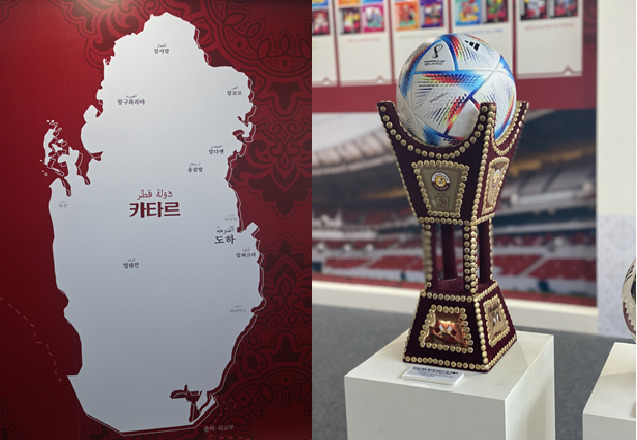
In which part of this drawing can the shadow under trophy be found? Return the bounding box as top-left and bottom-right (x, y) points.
(378, 100), (528, 372)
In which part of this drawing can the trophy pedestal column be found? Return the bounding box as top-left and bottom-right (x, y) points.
(378, 100), (529, 372)
(345, 331), (555, 440)
(403, 281), (517, 372)
(583, 343), (636, 440)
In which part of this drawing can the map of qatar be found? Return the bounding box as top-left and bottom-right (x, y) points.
(47, 13), (261, 433)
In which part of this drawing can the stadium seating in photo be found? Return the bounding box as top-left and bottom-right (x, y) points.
(313, 228), (596, 299)
(312, 110), (597, 303)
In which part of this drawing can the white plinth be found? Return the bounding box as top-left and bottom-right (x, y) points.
(583, 343), (636, 440)
(345, 330), (555, 440)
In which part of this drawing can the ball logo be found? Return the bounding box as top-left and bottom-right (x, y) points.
(465, 40), (481, 52)
(432, 43), (443, 58)
(431, 172), (451, 191)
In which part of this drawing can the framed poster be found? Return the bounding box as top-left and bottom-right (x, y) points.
(516, 0), (583, 78)
(313, 0), (339, 86)
(450, 0), (514, 68)
(0, 1), (311, 439)
(391, 0), (450, 79)
(335, 0), (393, 84)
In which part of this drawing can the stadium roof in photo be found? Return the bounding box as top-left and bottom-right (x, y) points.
(313, 109), (595, 205)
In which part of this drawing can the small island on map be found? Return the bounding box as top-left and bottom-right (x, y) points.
(47, 13), (261, 433)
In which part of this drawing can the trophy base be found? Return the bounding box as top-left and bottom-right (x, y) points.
(403, 280), (516, 372)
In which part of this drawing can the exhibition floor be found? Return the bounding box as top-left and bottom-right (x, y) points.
(312, 304), (633, 440)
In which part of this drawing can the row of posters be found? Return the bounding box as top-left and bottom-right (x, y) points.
(312, 0), (583, 85)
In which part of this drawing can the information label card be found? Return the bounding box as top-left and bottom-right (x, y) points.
(402, 365), (464, 385)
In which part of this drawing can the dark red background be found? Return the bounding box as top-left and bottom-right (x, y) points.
(0, 1), (311, 439)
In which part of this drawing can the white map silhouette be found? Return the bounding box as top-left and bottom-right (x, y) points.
(47, 13), (261, 433)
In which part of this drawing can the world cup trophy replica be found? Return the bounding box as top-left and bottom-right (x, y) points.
(379, 34), (528, 372)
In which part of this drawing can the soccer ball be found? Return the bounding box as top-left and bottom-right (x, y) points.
(396, 34), (516, 148)
(622, 259), (636, 341)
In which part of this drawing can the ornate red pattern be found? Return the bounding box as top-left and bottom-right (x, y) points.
(0, 1), (310, 438)
(0, 397), (29, 440)
(0, 0), (20, 24)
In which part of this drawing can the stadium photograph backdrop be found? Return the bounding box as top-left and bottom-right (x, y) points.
(0, 1), (311, 439)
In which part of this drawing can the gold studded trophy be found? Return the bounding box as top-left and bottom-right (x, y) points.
(380, 34), (528, 372)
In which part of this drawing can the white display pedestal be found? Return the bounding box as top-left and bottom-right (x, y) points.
(345, 330), (555, 440)
(583, 343), (636, 440)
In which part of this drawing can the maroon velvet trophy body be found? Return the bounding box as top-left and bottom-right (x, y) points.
(378, 101), (528, 372)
